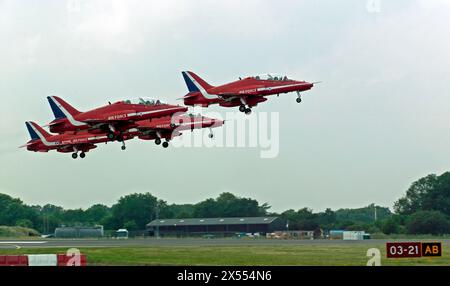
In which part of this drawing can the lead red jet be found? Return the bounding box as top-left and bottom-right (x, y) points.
(21, 121), (131, 159)
(46, 96), (188, 141)
(181, 71), (318, 114)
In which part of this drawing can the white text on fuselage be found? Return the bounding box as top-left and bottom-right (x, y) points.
(61, 139), (87, 144)
(107, 114), (128, 120)
(238, 89), (257, 94)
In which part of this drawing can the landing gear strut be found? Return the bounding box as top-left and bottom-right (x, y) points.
(296, 91), (302, 103)
(208, 128), (214, 138)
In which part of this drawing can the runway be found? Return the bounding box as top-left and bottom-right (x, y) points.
(1, 238), (449, 249)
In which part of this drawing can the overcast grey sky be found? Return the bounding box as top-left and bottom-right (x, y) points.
(1, 0), (449, 212)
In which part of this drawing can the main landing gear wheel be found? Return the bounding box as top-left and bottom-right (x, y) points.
(107, 133), (115, 140)
(155, 138), (161, 145)
(72, 153), (78, 159)
(244, 108), (252, 115)
(162, 141), (169, 148)
(79, 152), (86, 159)
(239, 105), (246, 112)
(208, 133), (214, 139)
(121, 145), (126, 150)
(296, 97), (302, 103)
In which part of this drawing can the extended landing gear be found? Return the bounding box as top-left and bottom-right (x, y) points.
(296, 91), (302, 103)
(239, 104), (252, 115)
(121, 141), (126, 150)
(72, 152), (86, 159)
(208, 128), (214, 139)
(155, 137), (169, 148)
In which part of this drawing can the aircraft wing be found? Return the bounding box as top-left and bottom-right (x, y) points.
(57, 143), (98, 153)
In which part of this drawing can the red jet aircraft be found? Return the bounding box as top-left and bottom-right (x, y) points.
(21, 121), (131, 159)
(181, 71), (317, 114)
(46, 96), (188, 140)
(135, 114), (224, 148)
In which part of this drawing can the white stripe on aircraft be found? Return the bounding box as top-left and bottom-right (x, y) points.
(256, 83), (311, 92)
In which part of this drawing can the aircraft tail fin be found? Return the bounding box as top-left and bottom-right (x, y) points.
(47, 95), (81, 119)
(182, 71), (214, 93)
(25, 121), (51, 141)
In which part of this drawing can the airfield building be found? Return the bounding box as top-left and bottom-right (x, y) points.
(146, 217), (283, 237)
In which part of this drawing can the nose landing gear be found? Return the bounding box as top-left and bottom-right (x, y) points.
(208, 128), (214, 139)
(296, 91), (302, 103)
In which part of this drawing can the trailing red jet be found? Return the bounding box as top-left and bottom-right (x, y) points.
(181, 71), (317, 114)
(46, 96), (188, 140)
(21, 121), (131, 159)
(135, 114), (224, 148)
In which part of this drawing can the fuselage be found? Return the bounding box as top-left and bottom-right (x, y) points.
(49, 101), (188, 133)
(136, 114), (224, 141)
(26, 132), (111, 153)
(183, 75), (314, 107)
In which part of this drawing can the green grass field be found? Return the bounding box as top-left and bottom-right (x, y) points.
(0, 243), (448, 266)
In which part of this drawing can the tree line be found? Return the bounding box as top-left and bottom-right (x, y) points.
(1, 172), (449, 235)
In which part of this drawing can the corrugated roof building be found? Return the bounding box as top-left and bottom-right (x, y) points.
(146, 217), (283, 237)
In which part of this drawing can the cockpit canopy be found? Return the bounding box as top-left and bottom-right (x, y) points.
(122, 97), (166, 106)
(251, 74), (290, 81)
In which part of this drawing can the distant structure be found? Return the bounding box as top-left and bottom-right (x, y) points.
(54, 225), (104, 238)
(329, 230), (370, 240)
(115, 229), (129, 239)
(146, 217), (283, 237)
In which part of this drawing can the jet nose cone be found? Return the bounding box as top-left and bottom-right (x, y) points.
(214, 119), (225, 126)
